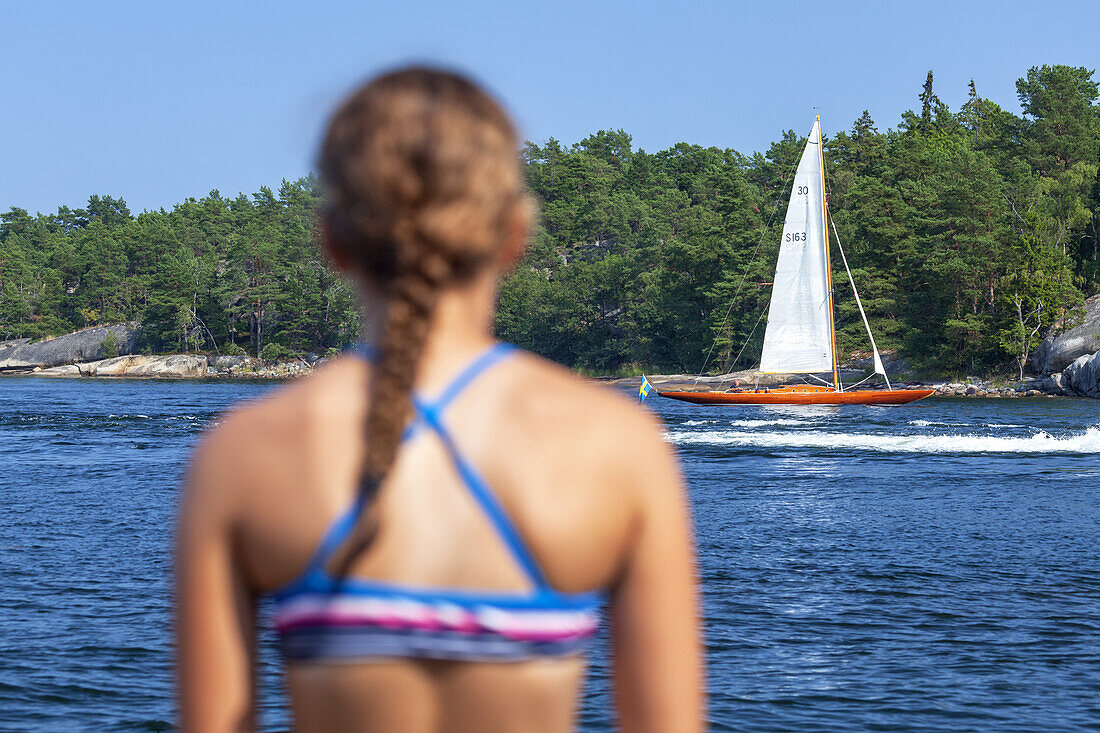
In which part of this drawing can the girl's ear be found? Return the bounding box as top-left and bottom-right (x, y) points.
(319, 211), (352, 272)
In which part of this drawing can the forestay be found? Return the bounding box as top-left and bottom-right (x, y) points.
(759, 121), (833, 374)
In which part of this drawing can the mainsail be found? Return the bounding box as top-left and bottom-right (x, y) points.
(759, 120), (833, 374)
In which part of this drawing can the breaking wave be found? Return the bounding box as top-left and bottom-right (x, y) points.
(727, 419), (812, 428)
(666, 426), (1100, 454)
(909, 419), (1024, 429)
(683, 418), (816, 428)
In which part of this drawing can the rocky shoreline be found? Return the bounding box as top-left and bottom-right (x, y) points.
(6, 356), (1081, 395)
(7, 353), (316, 380)
(3, 295), (1099, 395)
(0, 325), (318, 380)
(4, 356), (1096, 396)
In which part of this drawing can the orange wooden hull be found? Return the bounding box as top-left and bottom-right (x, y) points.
(658, 386), (935, 406)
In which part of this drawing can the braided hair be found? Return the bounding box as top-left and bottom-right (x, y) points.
(318, 67), (529, 566)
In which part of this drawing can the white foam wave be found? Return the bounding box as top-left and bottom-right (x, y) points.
(910, 419), (1024, 429)
(666, 427), (1100, 454)
(684, 418), (813, 428)
(728, 419), (810, 428)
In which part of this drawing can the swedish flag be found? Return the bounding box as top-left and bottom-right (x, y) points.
(638, 375), (653, 403)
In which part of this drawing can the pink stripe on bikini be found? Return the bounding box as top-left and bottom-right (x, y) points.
(275, 606), (597, 641)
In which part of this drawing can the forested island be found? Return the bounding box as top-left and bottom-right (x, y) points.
(1, 65), (1097, 380)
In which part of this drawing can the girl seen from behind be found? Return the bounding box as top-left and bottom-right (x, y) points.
(176, 66), (703, 733)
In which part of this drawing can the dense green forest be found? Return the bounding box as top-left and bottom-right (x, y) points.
(2, 65), (1097, 376)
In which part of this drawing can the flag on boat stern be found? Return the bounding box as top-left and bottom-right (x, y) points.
(638, 375), (653, 403)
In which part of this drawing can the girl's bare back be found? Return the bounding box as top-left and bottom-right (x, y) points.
(180, 346), (698, 731)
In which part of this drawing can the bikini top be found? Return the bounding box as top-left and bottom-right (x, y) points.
(270, 342), (604, 663)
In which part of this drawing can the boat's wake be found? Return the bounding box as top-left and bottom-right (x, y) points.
(909, 419), (1024, 429)
(730, 419), (813, 428)
(683, 418), (821, 428)
(666, 426), (1100, 454)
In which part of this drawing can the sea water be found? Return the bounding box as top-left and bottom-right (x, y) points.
(1, 377), (1098, 731)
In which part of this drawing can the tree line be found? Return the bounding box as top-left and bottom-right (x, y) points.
(1, 65), (1097, 377)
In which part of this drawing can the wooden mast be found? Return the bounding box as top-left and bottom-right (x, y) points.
(817, 117), (841, 392)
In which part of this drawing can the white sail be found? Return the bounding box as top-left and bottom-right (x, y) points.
(759, 120), (833, 374)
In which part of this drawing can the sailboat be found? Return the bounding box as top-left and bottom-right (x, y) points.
(659, 118), (933, 406)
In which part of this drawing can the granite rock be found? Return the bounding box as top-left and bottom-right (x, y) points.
(1031, 294), (1100, 374)
(1062, 351), (1100, 399)
(0, 324), (139, 370)
(76, 354), (208, 378)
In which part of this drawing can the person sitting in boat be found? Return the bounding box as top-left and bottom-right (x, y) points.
(176, 66), (703, 733)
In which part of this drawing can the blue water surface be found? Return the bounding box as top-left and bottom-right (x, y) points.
(1, 376), (1098, 731)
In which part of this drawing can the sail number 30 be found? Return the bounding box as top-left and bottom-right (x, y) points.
(797, 185), (809, 195)
(785, 232), (807, 242)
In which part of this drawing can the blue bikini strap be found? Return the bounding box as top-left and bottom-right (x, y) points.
(412, 394), (550, 590)
(307, 342), (526, 579)
(402, 343), (516, 441)
(348, 342), (515, 442)
(301, 490), (369, 577)
(426, 343), (517, 415)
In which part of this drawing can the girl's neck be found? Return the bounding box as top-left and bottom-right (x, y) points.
(361, 273), (499, 362)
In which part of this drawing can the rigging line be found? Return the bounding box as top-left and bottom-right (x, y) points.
(692, 154), (802, 391)
(829, 214), (892, 391)
(819, 147), (892, 392)
(845, 372), (882, 390)
(715, 303), (769, 387)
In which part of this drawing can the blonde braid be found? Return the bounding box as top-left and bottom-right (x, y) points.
(317, 67), (530, 573)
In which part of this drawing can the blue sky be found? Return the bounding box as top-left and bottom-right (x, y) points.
(3, 0), (1098, 214)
